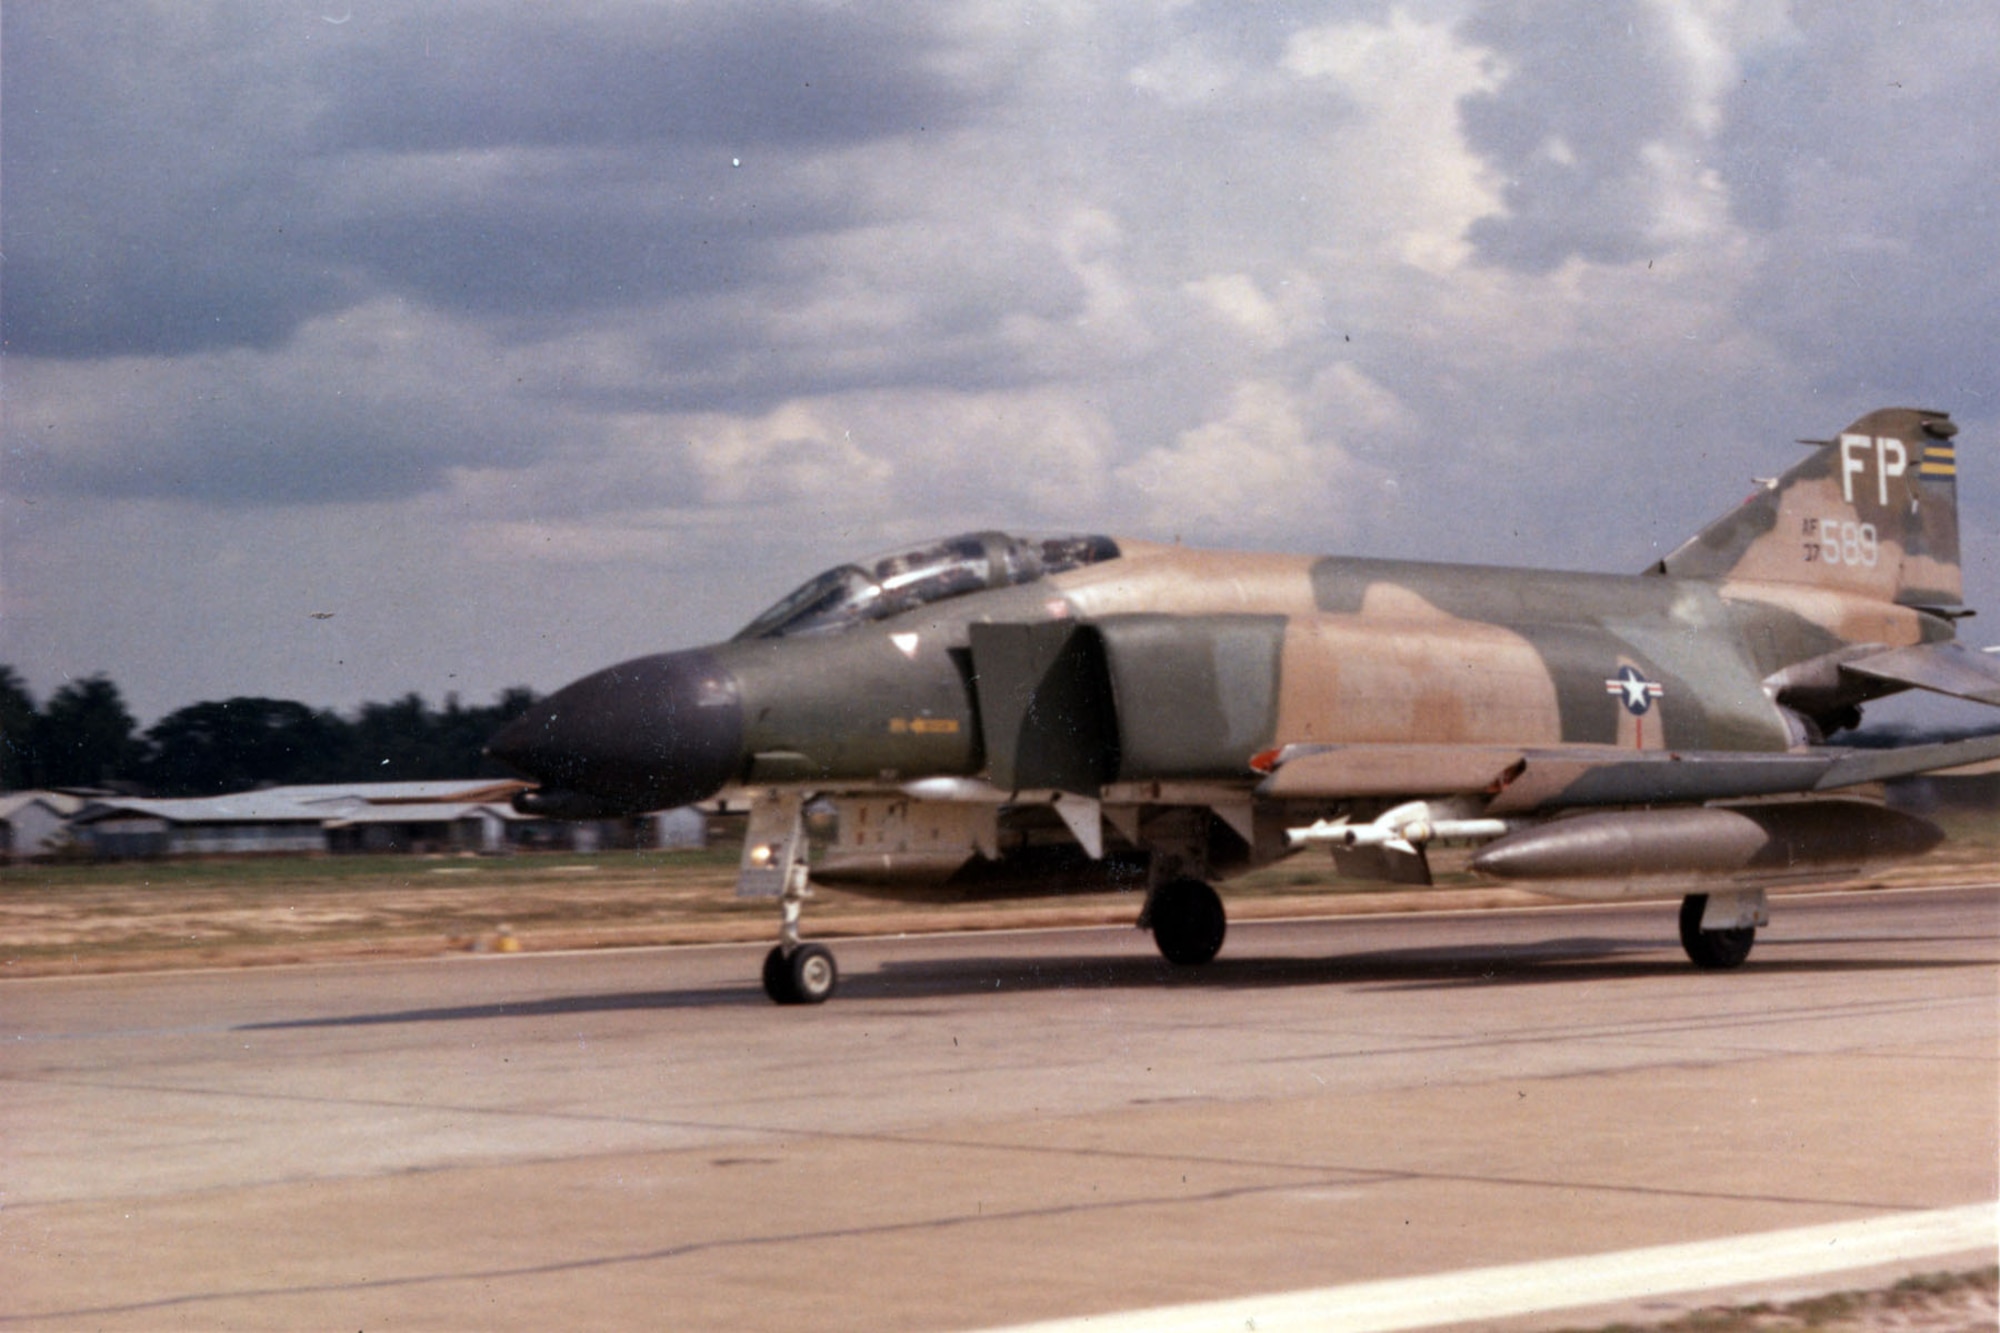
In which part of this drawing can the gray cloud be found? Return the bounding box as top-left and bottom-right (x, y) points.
(1, 2), (985, 359)
(2, 7), (351, 357)
(1714, 5), (2000, 407)
(306, 165), (838, 322)
(9, 349), (567, 507)
(313, 6), (978, 154)
(1457, 0), (1687, 271)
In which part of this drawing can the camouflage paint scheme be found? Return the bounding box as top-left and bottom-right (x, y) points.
(490, 408), (1997, 1001)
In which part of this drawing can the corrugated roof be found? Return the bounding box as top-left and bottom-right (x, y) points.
(74, 794), (327, 825)
(74, 791), (540, 827)
(72, 781), (533, 825)
(261, 780), (531, 806)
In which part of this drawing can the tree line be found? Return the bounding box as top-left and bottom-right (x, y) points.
(0, 666), (539, 797)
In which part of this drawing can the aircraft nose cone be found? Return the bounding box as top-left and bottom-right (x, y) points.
(487, 649), (744, 812)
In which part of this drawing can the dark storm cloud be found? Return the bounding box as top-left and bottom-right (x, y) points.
(309, 164), (844, 321)
(1, 1), (981, 359)
(314, 6), (974, 153)
(1457, 0), (1685, 271)
(1, 5), (354, 357)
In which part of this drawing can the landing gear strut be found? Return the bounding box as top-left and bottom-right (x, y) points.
(740, 793), (838, 1005)
(1679, 892), (1757, 969)
(1148, 877), (1227, 966)
(761, 863), (838, 1004)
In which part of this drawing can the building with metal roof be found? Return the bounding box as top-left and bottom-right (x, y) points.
(56, 779), (703, 859)
(0, 791), (87, 861)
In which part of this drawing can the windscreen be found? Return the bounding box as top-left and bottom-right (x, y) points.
(735, 531), (1120, 640)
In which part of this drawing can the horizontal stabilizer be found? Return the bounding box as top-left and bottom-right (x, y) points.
(1841, 641), (2000, 707)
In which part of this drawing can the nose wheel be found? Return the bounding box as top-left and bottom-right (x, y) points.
(763, 942), (838, 1004)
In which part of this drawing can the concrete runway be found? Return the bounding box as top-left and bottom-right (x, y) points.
(4, 887), (1995, 1330)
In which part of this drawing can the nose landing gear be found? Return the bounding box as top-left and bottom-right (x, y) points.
(741, 791), (840, 1005)
(761, 867), (838, 1004)
(763, 942), (838, 1004)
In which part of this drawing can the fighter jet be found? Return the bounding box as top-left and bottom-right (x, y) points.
(489, 407), (2000, 1004)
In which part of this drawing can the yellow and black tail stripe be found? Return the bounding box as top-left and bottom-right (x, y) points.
(1920, 444), (1956, 478)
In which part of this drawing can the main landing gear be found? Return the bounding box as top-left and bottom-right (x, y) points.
(1147, 877), (1227, 966)
(761, 863), (839, 1005)
(1678, 892), (1758, 969)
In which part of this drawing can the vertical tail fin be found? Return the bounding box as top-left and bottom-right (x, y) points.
(1655, 407), (1961, 607)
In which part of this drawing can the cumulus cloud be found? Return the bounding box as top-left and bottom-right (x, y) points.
(1114, 377), (1389, 544)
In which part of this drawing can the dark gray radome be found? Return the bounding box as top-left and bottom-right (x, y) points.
(486, 649), (743, 814)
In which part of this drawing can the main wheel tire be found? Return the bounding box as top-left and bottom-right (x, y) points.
(787, 942), (838, 1004)
(1679, 894), (1755, 970)
(762, 944), (800, 1004)
(1151, 878), (1226, 966)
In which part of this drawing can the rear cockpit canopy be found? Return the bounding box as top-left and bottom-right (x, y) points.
(735, 531), (1120, 640)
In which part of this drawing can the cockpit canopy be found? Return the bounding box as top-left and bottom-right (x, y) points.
(735, 531), (1121, 640)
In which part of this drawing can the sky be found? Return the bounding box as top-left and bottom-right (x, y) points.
(3, 0), (1997, 726)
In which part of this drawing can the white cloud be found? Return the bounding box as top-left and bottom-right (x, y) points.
(1114, 378), (1384, 544)
(1283, 9), (1503, 273)
(1183, 272), (1326, 353)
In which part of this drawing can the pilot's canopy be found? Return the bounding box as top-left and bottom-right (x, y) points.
(735, 530), (1120, 640)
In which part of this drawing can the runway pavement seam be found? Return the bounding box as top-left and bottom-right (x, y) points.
(0, 1173), (1438, 1325)
(3, 1063), (1933, 1222)
(7, 1168), (1969, 1326)
(1254, 990), (1993, 1068)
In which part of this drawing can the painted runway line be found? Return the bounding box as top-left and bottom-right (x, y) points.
(989, 1202), (1998, 1333)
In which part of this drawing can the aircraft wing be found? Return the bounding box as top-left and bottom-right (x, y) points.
(1256, 731), (2000, 813)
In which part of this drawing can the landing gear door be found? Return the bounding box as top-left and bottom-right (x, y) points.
(967, 621), (1119, 795)
(736, 790), (805, 900)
